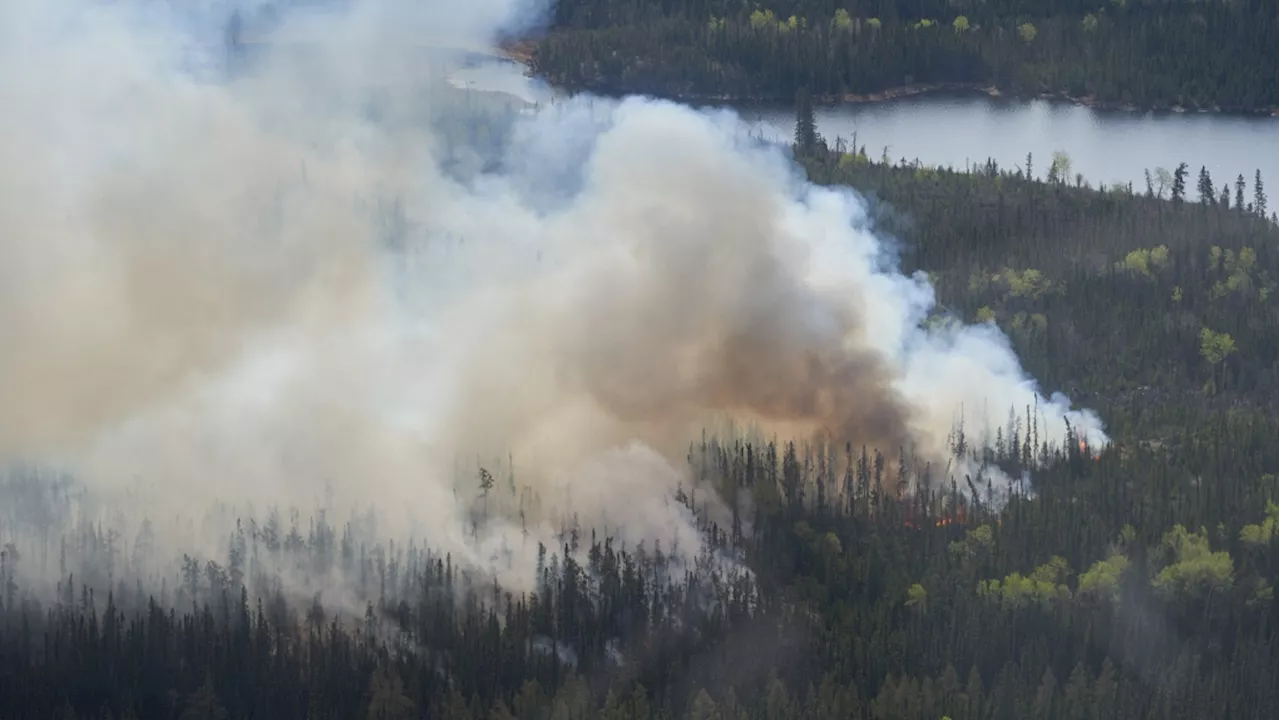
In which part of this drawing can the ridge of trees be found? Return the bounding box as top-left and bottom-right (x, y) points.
(527, 0), (1278, 112)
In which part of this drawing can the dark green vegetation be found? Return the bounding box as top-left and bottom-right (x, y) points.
(528, 0), (1279, 111)
(1, 118), (1277, 718)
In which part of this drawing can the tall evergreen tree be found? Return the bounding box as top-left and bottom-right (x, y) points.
(1254, 169), (1268, 218)
(793, 87), (819, 157)
(1172, 163), (1188, 204)
(1197, 166), (1214, 205)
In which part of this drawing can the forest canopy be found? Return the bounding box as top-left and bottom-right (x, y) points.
(526, 0), (1279, 111)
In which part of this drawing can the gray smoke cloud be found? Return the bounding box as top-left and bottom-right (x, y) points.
(0, 0), (1105, 591)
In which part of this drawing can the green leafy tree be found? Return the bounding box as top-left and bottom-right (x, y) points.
(1047, 151), (1071, 184)
(1199, 327), (1236, 393)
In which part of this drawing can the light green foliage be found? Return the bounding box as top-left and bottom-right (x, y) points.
(1209, 245), (1258, 298)
(1199, 326), (1236, 396)
(820, 531), (843, 556)
(1171, 286), (1183, 302)
(989, 267), (1053, 300)
(707, 16), (724, 32)
(975, 306), (996, 323)
(1198, 328), (1236, 367)
(1047, 151), (1071, 183)
(1077, 554), (1129, 601)
(832, 9), (853, 32)
(1119, 524), (1137, 548)
(867, 17), (882, 31)
(838, 150), (869, 168)
(953, 16), (970, 33)
(1032, 556), (1071, 583)
(1018, 22), (1037, 44)
(748, 11), (803, 33)
(967, 270), (990, 294)
(913, 19), (935, 30)
(749, 9), (775, 30)
(1010, 311), (1048, 337)
(1082, 14), (1098, 32)
(1152, 525), (1233, 599)
(1116, 245), (1169, 276)
(1248, 579), (1275, 608)
(906, 583), (928, 611)
(948, 524), (995, 561)
(687, 689), (718, 720)
(1239, 501), (1278, 546)
(978, 556), (1073, 608)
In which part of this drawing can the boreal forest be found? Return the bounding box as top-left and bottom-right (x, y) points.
(525, 0), (1279, 111)
(1, 87), (1277, 717)
(1, 2), (1278, 720)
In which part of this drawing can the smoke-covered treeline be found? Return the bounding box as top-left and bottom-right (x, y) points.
(0, 415), (1275, 719)
(527, 0), (1278, 111)
(1, 142), (1276, 719)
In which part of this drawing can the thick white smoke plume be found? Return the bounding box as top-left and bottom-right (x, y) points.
(0, 0), (1105, 592)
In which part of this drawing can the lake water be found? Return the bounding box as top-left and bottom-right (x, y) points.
(454, 61), (1279, 200)
(734, 96), (1279, 199)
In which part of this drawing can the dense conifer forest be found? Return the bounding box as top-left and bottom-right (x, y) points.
(1, 90), (1276, 717)
(522, 0), (1279, 111)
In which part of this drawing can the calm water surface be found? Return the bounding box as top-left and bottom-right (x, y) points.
(456, 62), (1279, 198)
(736, 96), (1279, 198)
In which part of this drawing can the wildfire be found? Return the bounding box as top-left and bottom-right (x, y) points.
(903, 504), (967, 530)
(1078, 440), (1102, 461)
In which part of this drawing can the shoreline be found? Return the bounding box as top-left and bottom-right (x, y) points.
(495, 43), (1279, 118)
(826, 82), (1280, 117)
(595, 81), (1280, 118)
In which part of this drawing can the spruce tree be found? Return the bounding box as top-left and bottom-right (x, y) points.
(1254, 169), (1267, 218)
(793, 87), (819, 157)
(1172, 163), (1188, 204)
(1196, 166), (1214, 205)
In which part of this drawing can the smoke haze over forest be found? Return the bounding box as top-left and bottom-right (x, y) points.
(0, 0), (1106, 594)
